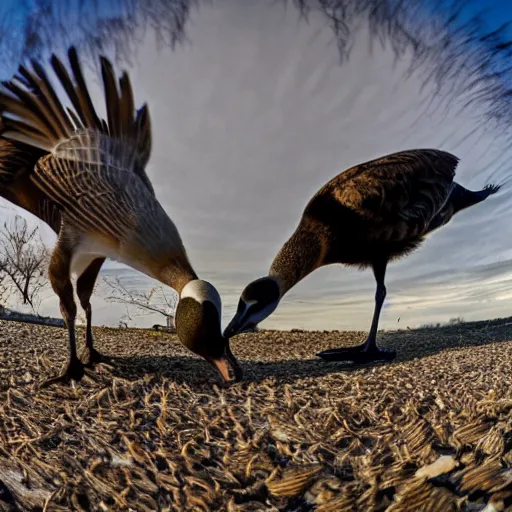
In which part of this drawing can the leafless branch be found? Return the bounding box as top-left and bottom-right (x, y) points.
(0, 215), (49, 313)
(102, 275), (177, 326)
(0, 270), (8, 309)
(1, 1), (511, 141)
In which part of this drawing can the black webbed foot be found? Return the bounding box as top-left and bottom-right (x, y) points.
(80, 347), (114, 367)
(39, 358), (88, 388)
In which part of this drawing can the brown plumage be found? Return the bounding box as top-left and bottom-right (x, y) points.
(224, 149), (501, 364)
(0, 47), (242, 385)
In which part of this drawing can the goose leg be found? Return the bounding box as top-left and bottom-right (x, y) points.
(76, 257), (112, 366)
(317, 259), (396, 364)
(40, 246), (88, 387)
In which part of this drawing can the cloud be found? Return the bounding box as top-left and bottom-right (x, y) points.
(2, 0), (512, 331)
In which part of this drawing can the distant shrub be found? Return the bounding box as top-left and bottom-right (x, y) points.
(419, 317), (465, 329)
(420, 323), (442, 329)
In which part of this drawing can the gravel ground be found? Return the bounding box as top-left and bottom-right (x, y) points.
(0, 318), (511, 511)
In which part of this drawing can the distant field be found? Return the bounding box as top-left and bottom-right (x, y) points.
(0, 318), (511, 511)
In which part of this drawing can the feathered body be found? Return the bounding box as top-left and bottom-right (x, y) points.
(0, 48), (241, 384)
(225, 149), (500, 363)
(0, 52), (193, 285)
(308, 150), (457, 260)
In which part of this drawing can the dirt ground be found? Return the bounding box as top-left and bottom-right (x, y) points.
(0, 317), (511, 511)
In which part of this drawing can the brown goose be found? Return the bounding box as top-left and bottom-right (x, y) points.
(224, 149), (500, 364)
(0, 47), (242, 385)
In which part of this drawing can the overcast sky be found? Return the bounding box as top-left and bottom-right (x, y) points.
(2, 0), (512, 331)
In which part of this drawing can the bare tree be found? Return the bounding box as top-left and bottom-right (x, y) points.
(118, 305), (132, 328)
(0, 215), (49, 313)
(0, 269), (8, 311)
(103, 276), (177, 328)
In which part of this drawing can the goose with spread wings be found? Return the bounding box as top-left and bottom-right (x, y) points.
(0, 47), (242, 386)
(224, 149), (501, 364)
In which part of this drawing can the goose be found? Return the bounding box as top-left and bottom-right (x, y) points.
(0, 47), (242, 385)
(224, 149), (500, 364)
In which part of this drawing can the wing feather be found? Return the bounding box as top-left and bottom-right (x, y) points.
(67, 47), (102, 130)
(0, 46), (155, 208)
(32, 154), (137, 241)
(119, 72), (135, 137)
(100, 56), (121, 140)
(0, 80), (60, 140)
(135, 104), (152, 169)
(24, 60), (75, 135)
(50, 52), (88, 129)
(311, 149), (459, 240)
(30, 154), (183, 262)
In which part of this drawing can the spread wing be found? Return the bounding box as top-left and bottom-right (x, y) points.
(33, 152), (187, 267)
(0, 47), (155, 211)
(0, 139), (63, 233)
(32, 154), (141, 241)
(317, 149), (458, 237)
(0, 139), (41, 187)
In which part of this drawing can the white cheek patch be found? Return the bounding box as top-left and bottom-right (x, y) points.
(181, 280), (222, 317)
(239, 300), (256, 318)
(181, 281), (205, 303)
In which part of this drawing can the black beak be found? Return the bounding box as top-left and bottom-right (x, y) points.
(224, 321), (257, 339)
(209, 343), (243, 383)
(223, 314), (245, 339)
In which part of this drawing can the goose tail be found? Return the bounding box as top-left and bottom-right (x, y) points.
(426, 181), (501, 234)
(451, 182), (501, 214)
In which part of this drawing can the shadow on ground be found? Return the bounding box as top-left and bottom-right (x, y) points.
(102, 316), (512, 386)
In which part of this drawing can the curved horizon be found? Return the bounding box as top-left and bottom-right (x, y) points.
(1, 0), (512, 331)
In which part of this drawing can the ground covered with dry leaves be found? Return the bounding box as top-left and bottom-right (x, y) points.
(0, 317), (511, 511)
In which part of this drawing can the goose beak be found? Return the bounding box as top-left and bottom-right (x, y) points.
(209, 344), (243, 383)
(224, 316), (254, 339)
(223, 320), (239, 339)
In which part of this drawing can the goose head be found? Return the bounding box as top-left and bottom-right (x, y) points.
(175, 279), (242, 382)
(224, 276), (281, 338)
